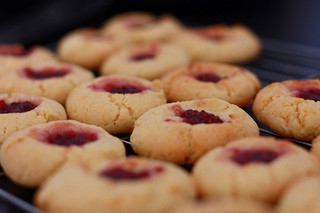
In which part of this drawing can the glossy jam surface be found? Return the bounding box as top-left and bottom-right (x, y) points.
(230, 148), (280, 165)
(293, 88), (320, 101)
(194, 72), (222, 83)
(0, 44), (29, 56)
(90, 79), (149, 94)
(99, 165), (164, 180)
(0, 100), (37, 113)
(167, 105), (223, 125)
(22, 67), (70, 80)
(42, 129), (98, 146)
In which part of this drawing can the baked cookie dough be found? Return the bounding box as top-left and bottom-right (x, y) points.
(100, 42), (190, 80)
(0, 62), (95, 105)
(130, 98), (259, 165)
(192, 136), (320, 203)
(168, 198), (275, 213)
(0, 93), (67, 147)
(66, 75), (166, 134)
(57, 28), (126, 69)
(101, 12), (182, 43)
(162, 61), (261, 106)
(34, 156), (196, 213)
(0, 44), (58, 75)
(168, 24), (262, 64)
(252, 79), (320, 141)
(277, 175), (320, 213)
(0, 120), (126, 187)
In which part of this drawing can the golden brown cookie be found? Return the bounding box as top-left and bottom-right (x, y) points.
(0, 62), (94, 105)
(162, 61), (261, 106)
(277, 175), (320, 213)
(252, 79), (320, 141)
(0, 93), (67, 147)
(168, 198), (275, 213)
(168, 24), (262, 64)
(34, 156), (196, 213)
(0, 120), (126, 187)
(0, 44), (58, 75)
(101, 12), (182, 43)
(57, 28), (126, 69)
(66, 75), (166, 134)
(100, 42), (190, 80)
(192, 136), (320, 203)
(130, 98), (259, 165)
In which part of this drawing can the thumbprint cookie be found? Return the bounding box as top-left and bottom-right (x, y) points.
(101, 12), (182, 44)
(0, 93), (67, 147)
(100, 42), (190, 80)
(162, 61), (261, 106)
(130, 98), (259, 165)
(0, 44), (58, 75)
(66, 75), (166, 134)
(252, 79), (320, 141)
(57, 28), (126, 69)
(192, 136), (320, 203)
(34, 156), (196, 213)
(0, 120), (126, 187)
(168, 24), (262, 64)
(0, 62), (95, 105)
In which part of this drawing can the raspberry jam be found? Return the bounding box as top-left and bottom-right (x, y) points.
(42, 129), (98, 146)
(22, 67), (70, 80)
(0, 100), (37, 113)
(194, 72), (223, 83)
(167, 105), (223, 125)
(292, 88), (320, 102)
(130, 51), (156, 61)
(90, 78), (150, 94)
(0, 44), (29, 56)
(99, 165), (164, 180)
(230, 148), (280, 165)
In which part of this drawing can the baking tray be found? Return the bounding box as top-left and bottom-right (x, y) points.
(0, 37), (320, 212)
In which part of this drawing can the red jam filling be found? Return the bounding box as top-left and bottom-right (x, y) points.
(194, 72), (223, 83)
(292, 88), (320, 101)
(90, 79), (150, 94)
(99, 165), (164, 180)
(167, 105), (223, 125)
(22, 67), (70, 80)
(230, 148), (281, 165)
(41, 129), (98, 146)
(0, 44), (30, 56)
(0, 100), (37, 113)
(130, 51), (157, 61)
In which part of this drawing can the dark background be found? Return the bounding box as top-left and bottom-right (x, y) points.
(0, 0), (320, 49)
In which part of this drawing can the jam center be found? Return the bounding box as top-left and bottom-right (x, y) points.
(0, 44), (29, 56)
(194, 72), (223, 83)
(130, 51), (156, 61)
(0, 100), (37, 113)
(90, 79), (148, 94)
(23, 67), (70, 80)
(99, 166), (164, 180)
(293, 88), (320, 101)
(44, 130), (98, 146)
(230, 148), (280, 165)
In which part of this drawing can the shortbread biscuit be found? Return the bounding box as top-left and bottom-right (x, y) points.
(100, 42), (190, 80)
(252, 79), (320, 141)
(162, 61), (261, 106)
(168, 24), (262, 64)
(66, 75), (166, 134)
(0, 120), (126, 187)
(192, 136), (320, 203)
(0, 93), (67, 147)
(277, 175), (320, 213)
(0, 44), (58, 75)
(130, 98), (259, 165)
(34, 156), (196, 213)
(0, 62), (94, 105)
(57, 28), (126, 69)
(101, 12), (182, 43)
